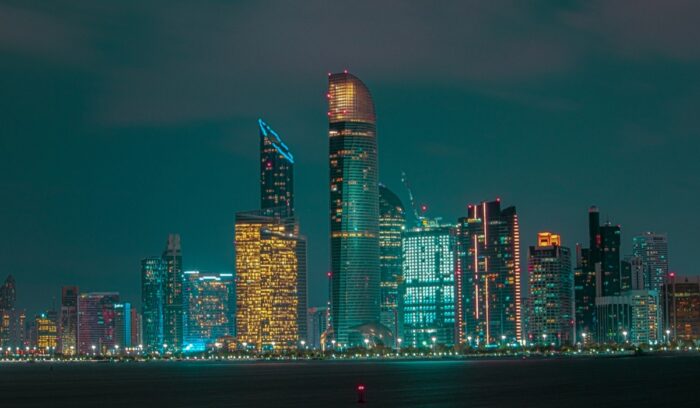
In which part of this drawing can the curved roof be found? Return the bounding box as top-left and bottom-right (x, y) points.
(327, 72), (376, 124)
(379, 184), (405, 217)
(258, 118), (294, 164)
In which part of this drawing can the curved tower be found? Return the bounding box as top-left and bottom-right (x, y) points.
(328, 72), (380, 345)
(259, 118), (294, 217)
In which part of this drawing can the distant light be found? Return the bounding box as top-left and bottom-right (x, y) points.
(344, 69), (348, 74)
(357, 385), (365, 391)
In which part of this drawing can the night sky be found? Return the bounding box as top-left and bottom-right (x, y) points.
(1, 1), (699, 314)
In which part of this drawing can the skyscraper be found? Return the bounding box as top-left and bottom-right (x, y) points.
(379, 184), (405, 346)
(183, 271), (234, 351)
(328, 71), (380, 345)
(77, 292), (119, 355)
(59, 285), (79, 354)
(235, 211), (299, 351)
(114, 302), (132, 349)
(632, 232), (669, 293)
(258, 118), (307, 343)
(457, 199), (522, 344)
(259, 118), (294, 218)
(141, 256), (165, 352)
(162, 234), (183, 351)
(599, 223), (622, 297)
(35, 310), (58, 351)
(663, 277), (700, 342)
(527, 232), (573, 346)
(0, 275), (17, 348)
(574, 207), (599, 341)
(402, 226), (457, 347)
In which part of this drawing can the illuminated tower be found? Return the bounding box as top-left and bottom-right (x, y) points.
(379, 184), (405, 345)
(328, 71), (380, 345)
(162, 234), (183, 351)
(183, 271), (234, 351)
(574, 207), (599, 340)
(257, 118), (307, 343)
(259, 118), (294, 217)
(60, 286), (79, 354)
(141, 257), (165, 351)
(77, 292), (119, 355)
(235, 211), (299, 351)
(458, 199), (522, 344)
(599, 223), (621, 297)
(402, 225), (457, 347)
(632, 232), (669, 292)
(527, 232), (573, 345)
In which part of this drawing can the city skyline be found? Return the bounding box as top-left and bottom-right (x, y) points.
(2, 2), (699, 318)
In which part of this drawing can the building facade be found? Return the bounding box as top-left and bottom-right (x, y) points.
(328, 72), (380, 345)
(457, 199), (522, 345)
(632, 232), (669, 292)
(663, 277), (700, 342)
(402, 226), (457, 347)
(235, 211), (299, 351)
(527, 232), (573, 346)
(77, 292), (119, 355)
(162, 234), (183, 351)
(35, 311), (58, 350)
(141, 256), (165, 352)
(59, 285), (79, 354)
(183, 271), (234, 351)
(379, 184), (405, 346)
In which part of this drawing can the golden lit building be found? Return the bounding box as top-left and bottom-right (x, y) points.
(235, 211), (299, 351)
(36, 311), (58, 350)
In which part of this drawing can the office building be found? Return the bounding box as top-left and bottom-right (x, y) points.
(457, 199), (522, 344)
(35, 310), (58, 350)
(235, 211), (299, 351)
(141, 256), (165, 352)
(379, 184), (405, 345)
(328, 71), (380, 345)
(632, 232), (669, 292)
(307, 306), (328, 349)
(596, 290), (661, 344)
(77, 292), (119, 355)
(162, 234), (183, 351)
(663, 277), (700, 342)
(183, 271), (234, 351)
(59, 285), (79, 354)
(527, 232), (573, 345)
(114, 302), (132, 349)
(402, 226), (457, 347)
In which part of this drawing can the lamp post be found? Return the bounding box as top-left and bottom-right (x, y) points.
(397, 338), (402, 354)
(622, 331), (628, 345)
(91, 345), (96, 356)
(363, 338), (370, 350)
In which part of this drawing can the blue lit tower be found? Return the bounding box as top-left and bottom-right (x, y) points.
(328, 72), (380, 345)
(141, 256), (165, 351)
(257, 118), (307, 344)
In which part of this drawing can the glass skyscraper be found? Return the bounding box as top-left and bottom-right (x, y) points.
(59, 285), (79, 354)
(574, 207), (599, 341)
(162, 234), (183, 351)
(379, 184), (405, 346)
(141, 256), (165, 352)
(402, 226), (457, 347)
(632, 232), (669, 293)
(328, 72), (380, 345)
(183, 271), (234, 351)
(527, 232), (573, 346)
(77, 292), (119, 355)
(457, 199), (522, 345)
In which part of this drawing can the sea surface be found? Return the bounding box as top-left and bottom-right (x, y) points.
(1, 354), (698, 407)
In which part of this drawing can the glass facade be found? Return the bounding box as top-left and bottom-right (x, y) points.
(328, 72), (380, 345)
(183, 271), (234, 351)
(141, 256), (165, 352)
(60, 285), (79, 354)
(162, 234), (184, 351)
(527, 232), (573, 345)
(235, 211), (299, 351)
(77, 292), (119, 355)
(457, 199), (522, 344)
(402, 227), (456, 347)
(35, 311), (58, 350)
(259, 118), (294, 218)
(379, 184), (405, 346)
(632, 232), (669, 293)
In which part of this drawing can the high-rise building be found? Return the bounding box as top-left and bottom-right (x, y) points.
(77, 292), (119, 355)
(595, 290), (661, 344)
(328, 71), (380, 345)
(235, 211), (299, 351)
(162, 234), (183, 351)
(35, 310), (58, 350)
(59, 285), (79, 354)
(0, 275), (17, 348)
(258, 118), (307, 344)
(599, 223), (622, 297)
(402, 226), (457, 347)
(457, 199), (522, 344)
(663, 277), (700, 342)
(141, 256), (165, 352)
(632, 233), (669, 293)
(621, 256), (645, 292)
(574, 208), (600, 341)
(379, 184), (405, 346)
(183, 271), (234, 351)
(527, 232), (573, 346)
(130, 309), (142, 348)
(114, 302), (132, 349)
(259, 118), (294, 218)
(307, 306), (328, 349)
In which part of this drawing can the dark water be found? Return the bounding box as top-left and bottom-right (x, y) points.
(1, 355), (699, 407)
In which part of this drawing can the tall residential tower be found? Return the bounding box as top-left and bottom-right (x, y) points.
(328, 72), (380, 345)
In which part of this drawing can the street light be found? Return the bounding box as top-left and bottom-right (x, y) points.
(622, 331), (628, 344)
(363, 338), (370, 349)
(91, 345), (96, 356)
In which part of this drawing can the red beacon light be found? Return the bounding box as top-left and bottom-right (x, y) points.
(357, 385), (366, 403)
